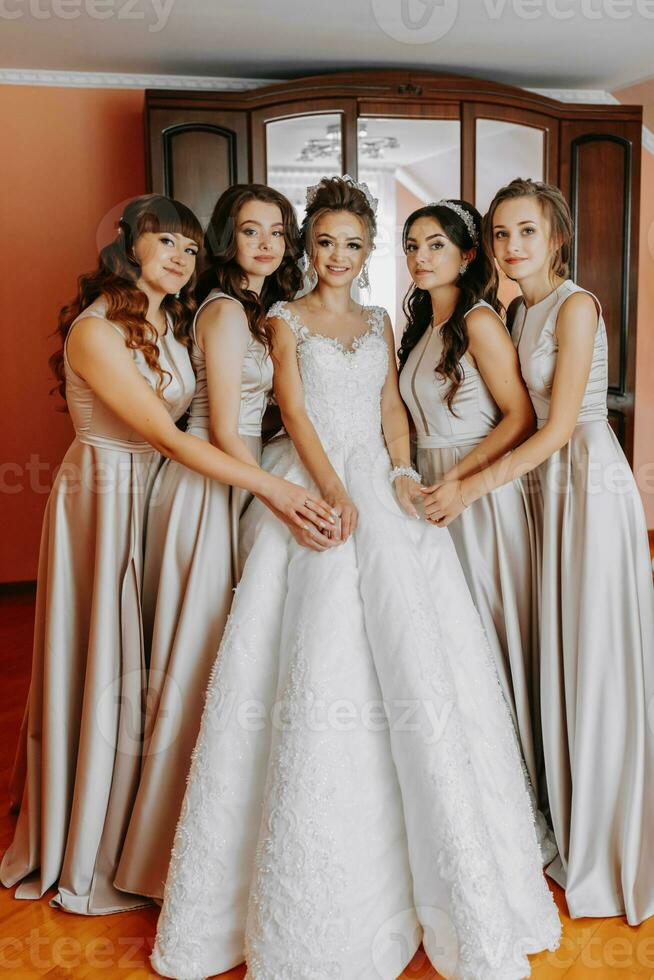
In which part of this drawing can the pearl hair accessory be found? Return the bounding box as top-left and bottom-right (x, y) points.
(430, 200), (479, 246)
(306, 174), (379, 216)
(389, 465), (422, 486)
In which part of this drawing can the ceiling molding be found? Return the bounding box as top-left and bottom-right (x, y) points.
(2, 70), (651, 153)
(526, 87), (619, 104)
(0, 68), (276, 90)
(529, 87), (653, 155)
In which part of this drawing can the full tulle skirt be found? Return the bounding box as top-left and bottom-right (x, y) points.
(151, 435), (560, 980)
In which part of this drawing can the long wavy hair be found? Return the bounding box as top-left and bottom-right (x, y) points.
(195, 184), (303, 351)
(482, 177), (573, 297)
(398, 201), (499, 412)
(51, 194), (203, 405)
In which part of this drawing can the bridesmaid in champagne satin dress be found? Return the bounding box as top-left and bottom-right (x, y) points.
(398, 202), (553, 835)
(1, 195), (333, 916)
(511, 276), (654, 922)
(0, 196), (199, 913)
(424, 178), (654, 924)
(115, 185), (311, 901)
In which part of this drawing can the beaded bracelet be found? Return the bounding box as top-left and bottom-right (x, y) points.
(389, 465), (422, 486)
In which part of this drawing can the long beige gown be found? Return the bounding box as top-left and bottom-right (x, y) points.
(513, 279), (654, 923)
(0, 300), (195, 914)
(399, 301), (548, 816)
(115, 290), (273, 901)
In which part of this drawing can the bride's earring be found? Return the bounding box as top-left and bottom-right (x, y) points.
(303, 252), (318, 288)
(358, 262), (370, 289)
(174, 290), (181, 299)
(458, 261), (469, 277)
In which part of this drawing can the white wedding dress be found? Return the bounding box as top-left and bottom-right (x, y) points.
(151, 303), (561, 980)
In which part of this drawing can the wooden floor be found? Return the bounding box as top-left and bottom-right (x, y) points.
(2, 587), (654, 979)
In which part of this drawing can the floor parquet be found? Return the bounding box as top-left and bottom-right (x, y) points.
(2, 585), (653, 979)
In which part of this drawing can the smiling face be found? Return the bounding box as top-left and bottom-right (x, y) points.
(233, 199), (286, 282)
(309, 210), (368, 288)
(404, 216), (474, 290)
(491, 196), (558, 283)
(134, 230), (199, 296)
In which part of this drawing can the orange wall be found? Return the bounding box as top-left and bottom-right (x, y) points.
(0, 86), (146, 582)
(1, 83), (652, 584)
(613, 82), (654, 527)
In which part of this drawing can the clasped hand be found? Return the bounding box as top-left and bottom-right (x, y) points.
(420, 479), (467, 527)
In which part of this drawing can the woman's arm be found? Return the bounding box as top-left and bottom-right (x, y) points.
(270, 314), (355, 541)
(66, 316), (336, 534)
(435, 307), (536, 483)
(422, 292), (599, 524)
(379, 313), (422, 518)
(197, 299), (259, 466)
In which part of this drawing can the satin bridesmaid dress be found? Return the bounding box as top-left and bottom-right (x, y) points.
(513, 279), (654, 924)
(399, 301), (550, 822)
(115, 290), (273, 901)
(0, 299), (195, 914)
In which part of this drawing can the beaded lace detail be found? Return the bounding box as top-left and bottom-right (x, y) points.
(151, 300), (561, 980)
(268, 302), (387, 461)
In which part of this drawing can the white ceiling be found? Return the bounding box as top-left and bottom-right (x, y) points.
(0, 0), (652, 90)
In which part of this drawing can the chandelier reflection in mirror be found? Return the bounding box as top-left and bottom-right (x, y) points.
(297, 121), (400, 162)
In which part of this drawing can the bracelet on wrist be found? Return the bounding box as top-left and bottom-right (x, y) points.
(389, 465), (422, 486)
(458, 480), (469, 509)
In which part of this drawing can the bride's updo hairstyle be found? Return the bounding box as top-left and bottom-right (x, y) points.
(51, 194), (203, 405)
(398, 200), (498, 412)
(482, 177), (573, 292)
(300, 176), (377, 259)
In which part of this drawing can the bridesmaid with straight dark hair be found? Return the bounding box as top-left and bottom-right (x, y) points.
(116, 184), (336, 902)
(0, 194), (334, 915)
(424, 177), (654, 924)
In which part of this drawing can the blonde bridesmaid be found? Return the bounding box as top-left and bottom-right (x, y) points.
(1, 194), (335, 915)
(399, 200), (554, 843)
(115, 185), (335, 902)
(425, 177), (654, 924)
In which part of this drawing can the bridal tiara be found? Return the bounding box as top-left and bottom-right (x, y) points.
(305, 174), (379, 216)
(430, 200), (479, 245)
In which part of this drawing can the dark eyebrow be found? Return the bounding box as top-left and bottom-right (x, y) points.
(316, 233), (364, 243)
(405, 233), (446, 242)
(493, 219), (538, 229)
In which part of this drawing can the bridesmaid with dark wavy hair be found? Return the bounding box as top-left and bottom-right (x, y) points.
(1, 193), (334, 916)
(398, 201), (555, 842)
(115, 184), (336, 903)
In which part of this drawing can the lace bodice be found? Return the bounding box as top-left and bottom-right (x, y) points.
(267, 301), (388, 457)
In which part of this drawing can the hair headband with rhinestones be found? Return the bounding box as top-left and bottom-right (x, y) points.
(430, 200), (479, 245)
(305, 174), (379, 216)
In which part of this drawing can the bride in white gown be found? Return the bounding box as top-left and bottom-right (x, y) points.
(151, 176), (561, 980)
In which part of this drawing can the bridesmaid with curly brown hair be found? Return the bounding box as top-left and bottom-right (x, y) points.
(115, 185), (336, 902)
(0, 194), (334, 916)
